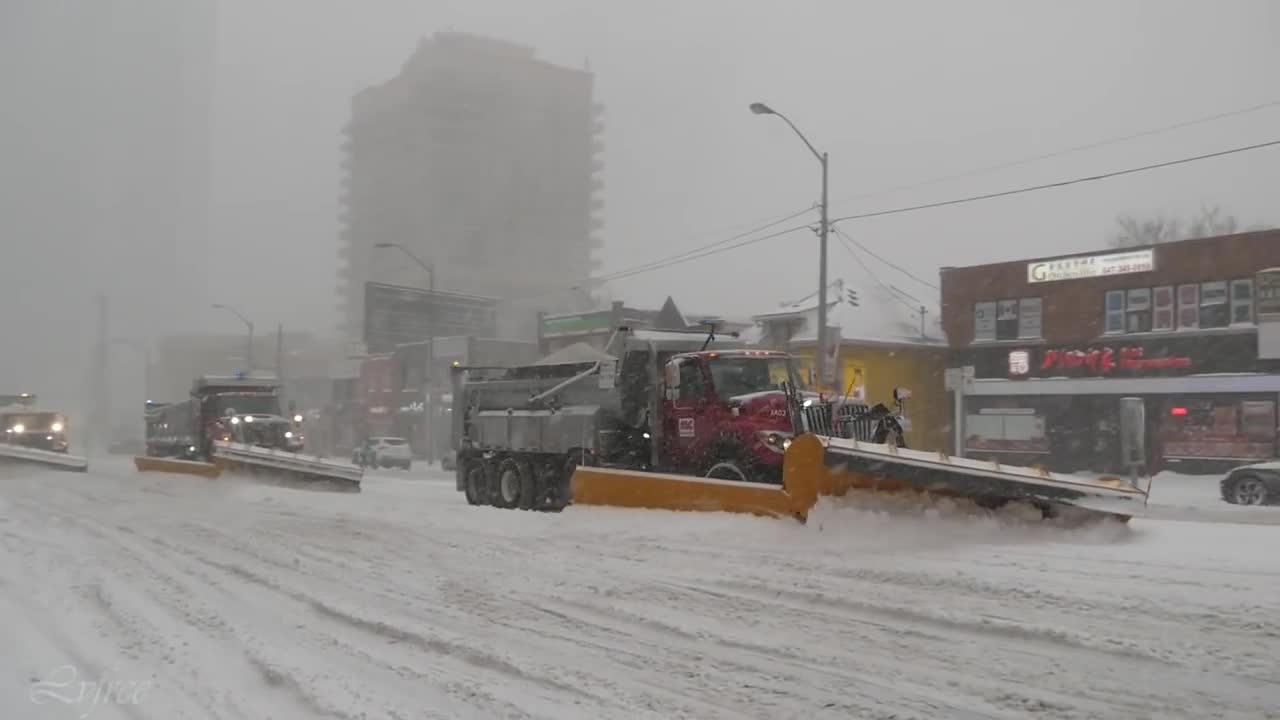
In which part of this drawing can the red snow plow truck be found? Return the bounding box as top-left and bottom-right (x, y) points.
(451, 326), (1150, 523)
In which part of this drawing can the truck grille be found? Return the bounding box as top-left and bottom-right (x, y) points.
(798, 402), (877, 440)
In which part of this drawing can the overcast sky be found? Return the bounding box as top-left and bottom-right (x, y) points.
(208, 0), (1280, 331)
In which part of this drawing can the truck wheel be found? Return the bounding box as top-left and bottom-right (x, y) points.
(495, 457), (535, 510)
(463, 461), (488, 506)
(705, 448), (759, 483)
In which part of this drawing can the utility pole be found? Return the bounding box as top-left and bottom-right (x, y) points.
(91, 293), (109, 455)
(818, 151), (830, 388)
(374, 242), (436, 465)
(920, 305), (928, 339)
(211, 303), (254, 374)
(750, 102), (830, 390)
(275, 323), (284, 381)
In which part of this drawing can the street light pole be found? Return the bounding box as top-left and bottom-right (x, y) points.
(211, 303), (254, 373)
(110, 338), (151, 403)
(374, 242), (437, 463)
(750, 102), (830, 390)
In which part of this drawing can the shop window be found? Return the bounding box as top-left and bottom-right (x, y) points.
(1177, 284), (1200, 330)
(1230, 278), (1254, 325)
(1017, 298), (1042, 339)
(1152, 286), (1174, 332)
(973, 302), (996, 342)
(1125, 288), (1151, 333)
(996, 299), (1019, 340)
(1200, 281), (1229, 329)
(1104, 290), (1125, 334)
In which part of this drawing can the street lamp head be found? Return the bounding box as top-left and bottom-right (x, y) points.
(749, 102), (776, 116)
(211, 303), (225, 309)
(374, 242), (395, 249)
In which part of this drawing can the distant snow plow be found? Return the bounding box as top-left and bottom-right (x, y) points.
(0, 443), (89, 473)
(132, 376), (362, 491)
(0, 393), (87, 472)
(570, 433), (1149, 523)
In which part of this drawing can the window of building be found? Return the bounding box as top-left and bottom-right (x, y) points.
(1200, 281), (1230, 329)
(1177, 284), (1200, 330)
(1017, 298), (1043, 339)
(1152, 286), (1174, 331)
(1104, 290), (1125, 334)
(973, 302), (996, 342)
(973, 299), (1041, 342)
(1231, 278), (1254, 325)
(1126, 288), (1152, 333)
(996, 299), (1020, 340)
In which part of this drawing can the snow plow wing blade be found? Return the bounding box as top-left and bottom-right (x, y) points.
(133, 455), (221, 478)
(567, 434), (1147, 523)
(0, 444), (88, 472)
(818, 436), (1149, 521)
(569, 434), (829, 521)
(212, 441), (362, 492)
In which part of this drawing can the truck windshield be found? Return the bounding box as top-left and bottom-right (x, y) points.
(210, 395), (279, 416)
(707, 357), (799, 400)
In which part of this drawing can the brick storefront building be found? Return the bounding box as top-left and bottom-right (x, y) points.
(941, 230), (1280, 473)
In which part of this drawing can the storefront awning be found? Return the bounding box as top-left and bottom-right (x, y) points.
(967, 373), (1280, 397)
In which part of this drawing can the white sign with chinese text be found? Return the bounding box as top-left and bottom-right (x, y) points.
(1026, 249), (1155, 284)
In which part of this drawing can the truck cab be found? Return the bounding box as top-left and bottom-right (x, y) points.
(659, 349), (802, 482)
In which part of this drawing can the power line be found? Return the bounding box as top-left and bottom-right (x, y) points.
(837, 98), (1280, 204)
(833, 227), (920, 315)
(592, 205), (815, 282)
(830, 138), (1280, 225)
(596, 222), (813, 283)
(838, 232), (940, 291)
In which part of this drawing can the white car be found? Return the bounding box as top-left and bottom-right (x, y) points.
(354, 437), (413, 470)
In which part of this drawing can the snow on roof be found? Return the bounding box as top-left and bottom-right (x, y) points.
(752, 278), (945, 347)
(533, 342), (617, 366)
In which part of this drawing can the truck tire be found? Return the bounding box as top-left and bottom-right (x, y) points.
(463, 460), (488, 506)
(704, 439), (760, 484)
(494, 457), (536, 510)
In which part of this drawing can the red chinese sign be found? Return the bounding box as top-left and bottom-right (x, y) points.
(1040, 346), (1191, 375)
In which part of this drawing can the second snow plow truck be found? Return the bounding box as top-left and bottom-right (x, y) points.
(452, 326), (1149, 523)
(0, 393), (88, 472)
(134, 375), (361, 490)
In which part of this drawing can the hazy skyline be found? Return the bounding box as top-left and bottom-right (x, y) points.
(209, 0), (1279, 333)
(3, 0), (1279, 402)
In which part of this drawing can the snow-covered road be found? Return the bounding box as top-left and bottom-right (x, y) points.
(2, 458), (1278, 720)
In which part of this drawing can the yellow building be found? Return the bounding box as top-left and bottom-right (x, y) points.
(751, 279), (949, 451)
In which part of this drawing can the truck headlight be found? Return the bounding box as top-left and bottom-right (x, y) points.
(12, 424), (24, 434)
(243, 415), (253, 423)
(51, 422), (63, 432)
(230, 417), (240, 425)
(756, 430), (794, 453)
(285, 431), (293, 439)
(293, 414), (303, 423)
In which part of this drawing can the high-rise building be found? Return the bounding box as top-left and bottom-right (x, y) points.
(0, 0), (215, 412)
(336, 32), (605, 342)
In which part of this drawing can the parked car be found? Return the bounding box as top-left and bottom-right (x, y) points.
(352, 437), (413, 470)
(1219, 460), (1280, 505)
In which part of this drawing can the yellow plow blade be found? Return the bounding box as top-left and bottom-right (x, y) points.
(569, 434), (828, 521)
(132, 455), (221, 478)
